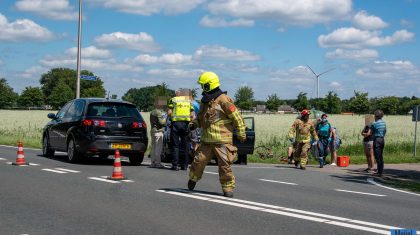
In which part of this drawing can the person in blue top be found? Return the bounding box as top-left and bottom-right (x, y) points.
(371, 110), (387, 177)
(316, 113), (332, 168)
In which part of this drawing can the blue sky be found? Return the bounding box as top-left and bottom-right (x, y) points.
(0, 0), (419, 100)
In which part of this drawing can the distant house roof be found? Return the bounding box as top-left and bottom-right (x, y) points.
(278, 105), (293, 112)
(256, 105), (266, 112)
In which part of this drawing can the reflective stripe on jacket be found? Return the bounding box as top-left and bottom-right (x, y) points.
(198, 94), (245, 144)
(288, 119), (319, 143)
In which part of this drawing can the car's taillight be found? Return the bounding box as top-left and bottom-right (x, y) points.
(83, 119), (106, 127)
(132, 122), (146, 129)
(83, 119), (93, 126)
(94, 120), (106, 127)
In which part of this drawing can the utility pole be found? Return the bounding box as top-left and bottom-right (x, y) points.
(76, 0), (83, 99)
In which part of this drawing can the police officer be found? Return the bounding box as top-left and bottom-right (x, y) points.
(288, 109), (319, 170)
(188, 71), (246, 198)
(168, 90), (194, 171)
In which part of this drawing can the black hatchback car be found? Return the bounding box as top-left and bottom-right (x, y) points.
(42, 98), (148, 165)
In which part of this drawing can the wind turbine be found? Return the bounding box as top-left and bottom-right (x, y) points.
(306, 65), (335, 99)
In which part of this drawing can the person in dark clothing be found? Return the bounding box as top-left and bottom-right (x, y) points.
(361, 122), (375, 173)
(168, 90), (194, 171)
(371, 110), (386, 177)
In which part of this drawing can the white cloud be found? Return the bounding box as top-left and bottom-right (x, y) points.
(39, 47), (141, 72)
(94, 32), (161, 52)
(65, 46), (113, 59)
(400, 19), (415, 28)
(200, 16), (254, 27)
(352, 11), (388, 30)
(15, 0), (78, 20)
(131, 53), (193, 65)
(194, 45), (261, 61)
(318, 27), (415, 48)
(356, 60), (420, 79)
(0, 13), (54, 42)
(91, 0), (204, 15)
(19, 66), (46, 80)
(146, 68), (200, 78)
(325, 49), (378, 60)
(270, 66), (314, 85)
(207, 0), (352, 26)
(329, 81), (343, 91)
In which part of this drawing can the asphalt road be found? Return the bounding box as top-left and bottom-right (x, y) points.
(1, 145), (419, 235)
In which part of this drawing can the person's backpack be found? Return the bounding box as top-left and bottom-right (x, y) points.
(317, 122), (331, 138)
(332, 127), (342, 145)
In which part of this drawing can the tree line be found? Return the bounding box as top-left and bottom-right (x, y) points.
(0, 68), (419, 114)
(234, 86), (420, 115)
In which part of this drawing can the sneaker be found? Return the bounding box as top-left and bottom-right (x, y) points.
(223, 191), (234, 198)
(155, 163), (166, 169)
(188, 180), (196, 190)
(331, 163), (337, 166)
(171, 166), (179, 171)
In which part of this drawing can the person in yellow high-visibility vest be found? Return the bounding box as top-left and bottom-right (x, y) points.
(168, 90), (194, 171)
(188, 71), (246, 198)
(288, 109), (318, 170)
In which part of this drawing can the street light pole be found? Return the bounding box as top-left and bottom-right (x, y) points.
(76, 0), (83, 99)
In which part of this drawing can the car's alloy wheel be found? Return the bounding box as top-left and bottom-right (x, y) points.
(67, 139), (81, 163)
(42, 134), (55, 158)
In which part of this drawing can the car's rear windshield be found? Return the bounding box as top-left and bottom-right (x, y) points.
(87, 102), (143, 120)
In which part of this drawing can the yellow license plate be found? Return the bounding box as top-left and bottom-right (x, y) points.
(111, 143), (131, 149)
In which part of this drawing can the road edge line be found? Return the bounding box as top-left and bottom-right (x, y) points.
(367, 178), (420, 197)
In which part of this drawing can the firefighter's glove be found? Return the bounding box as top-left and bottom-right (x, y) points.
(238, 135), (246, 143)
(289, 138), (295, 143)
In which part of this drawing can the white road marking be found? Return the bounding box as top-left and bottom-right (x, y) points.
(234, 166), (282, 169)
(29, 163), (39, 166)
(259, 179), (298, 185)
(0, 144), (41, 151)
(0, 158), (6, 160)
(204, 171), (218, 175)
(334, 189), (387, 197)
(157, 189), (416, 234)
(42, 169), (67, 174)
(367, 178), (420, 197)
(89, 177), (121, 184)
(89, 175), (134, 183)
(55, 168), (80, 173)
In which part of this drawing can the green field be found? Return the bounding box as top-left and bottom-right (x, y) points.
(0, 110), (419, 164)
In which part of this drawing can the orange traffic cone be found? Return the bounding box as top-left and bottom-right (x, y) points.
(107, 150), (126, 180)
(12, 141), (29, 166)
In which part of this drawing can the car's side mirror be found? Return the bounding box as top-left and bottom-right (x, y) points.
(47, 113), (56, 119)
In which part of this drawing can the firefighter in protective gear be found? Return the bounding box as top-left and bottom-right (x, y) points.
(288, 109), (318, 170)
(168, 90), (194, 170)
(188, 71), (246, 198)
